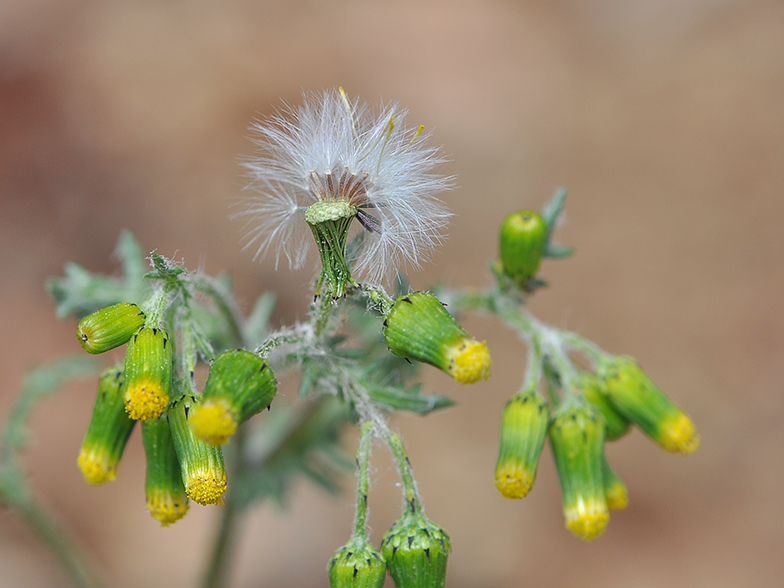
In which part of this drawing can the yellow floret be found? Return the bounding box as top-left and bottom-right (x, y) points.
(658, 411), (700, 454)
(495, 463), (534, 499)
(605, 481), (629, 510)
(565, 500), (610, 541)
(446, 338), (491, 384)
(186, 470), (228, 506)
(77, 448), (117, 485)
(189, 400), (238, 446)
(124, 379), (169, 420)
(146, 489), (189, 526)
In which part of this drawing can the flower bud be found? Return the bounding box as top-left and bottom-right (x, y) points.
(328, 537), (386, 588)
(495, 389), (549, 499)
(499, 210), (548, 286)
(383, 292), (490, 384)
(602, 454), (628, 511)
(189, 349), (277, 446)
(381, 510), (450, 588)
(577, 371), (631, 441)
(77, 366), (136, 485)
(123, 327), (173, 420)
(549, 403), (609, 541)
(142, 416), (189, 526)
(76, 302), (146, 354)
(599, 356), (700, 454)
(168, 395), (228, 506)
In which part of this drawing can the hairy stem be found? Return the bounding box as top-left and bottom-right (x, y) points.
(386, 431), (421, 513)
(353, 421), (374, 538)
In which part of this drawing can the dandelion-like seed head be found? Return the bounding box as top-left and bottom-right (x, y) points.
(238, 88), (452, 292)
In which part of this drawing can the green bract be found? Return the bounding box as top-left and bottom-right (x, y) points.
(306, 200), (359, 299)
(495, 388), (549, 499)
(599, 356), (700, 454)
(549, 403), (609, 541)
(383, 292), (491, 384)
(142, 416), (189, 526)
(602, 454), (628, 511)
(499, 210), (547, 286)
(123, 327), (173, 421)
(328, 538), (386, 588)
(77, 366), (136, 485)
(76, 302), (146, 354)
(381, 510), (450, 588)
(578, 371), (631, 441)
(168, 395), (228, 506)
(189, 349), (277, 446)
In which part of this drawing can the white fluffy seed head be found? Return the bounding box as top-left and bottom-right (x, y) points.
(237, 88), (453, 284)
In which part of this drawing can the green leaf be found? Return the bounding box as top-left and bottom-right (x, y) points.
(233, 397), (351, 509)
(539, 186), (568, 236)
(2, 356), (99, 459)
(367, 383), (455, 415)
(115, 230), (147, 287)
(47, 232), (150, 319)
(298, 362), (319, 399)
(244, 292), (277, 345)
(544, 243), (575, 259)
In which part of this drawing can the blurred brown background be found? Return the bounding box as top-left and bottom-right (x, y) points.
(2, 0), (783, 586)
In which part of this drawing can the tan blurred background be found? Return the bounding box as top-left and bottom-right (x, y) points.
(2, 0), (783, 586)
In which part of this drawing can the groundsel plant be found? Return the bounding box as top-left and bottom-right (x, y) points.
(0, 89), (699, 588)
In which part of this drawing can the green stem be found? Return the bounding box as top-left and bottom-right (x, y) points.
(360, 285), (395, 315)
(141, 286), (170, 326)
(542, 358), (562, 409)
(559, 330), (610, 366)
(386, 431), (420, 514)
(187, 274), (246, 347)
(538, 326), (579, 400)
(522, 339), (543, 392)
(353, 421), (374, 539)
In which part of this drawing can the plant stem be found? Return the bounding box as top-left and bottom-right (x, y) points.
(353, 421), (374, 538)
(386, 431), (420, 514)
(141, 286), (171, 326)
(200, 426), (246, 588)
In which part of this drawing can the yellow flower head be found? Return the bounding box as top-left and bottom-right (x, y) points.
(146, 488), (189, 527)
(446, 338), (491, 384)
(189, 399), (238, 447)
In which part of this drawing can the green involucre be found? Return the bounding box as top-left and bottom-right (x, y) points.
(499, 210), (548, 285)
(578, 371), (631, 441)
(381, 510), (451, 588)
(383, 291), (491, 384)
(122, 326), (173, 420)
(203, 349), (277, 423)
(549, 403), (609, 541)
(77, 302), (146, 354)
(598, 356), (699, 454)
(142, 415), (189, 526)
(495, 388), (549, 499)
(328, 537), (386, 588)
(168, 395), (228, 506)
(77, 366), (136, 485)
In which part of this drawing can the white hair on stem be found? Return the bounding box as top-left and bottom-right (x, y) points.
(237, 88), (453, 285)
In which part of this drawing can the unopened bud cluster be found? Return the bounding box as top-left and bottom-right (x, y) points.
(485, 191), (699, 541)
(494, 355), (699, 541)
(74, 302), (277, 525)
